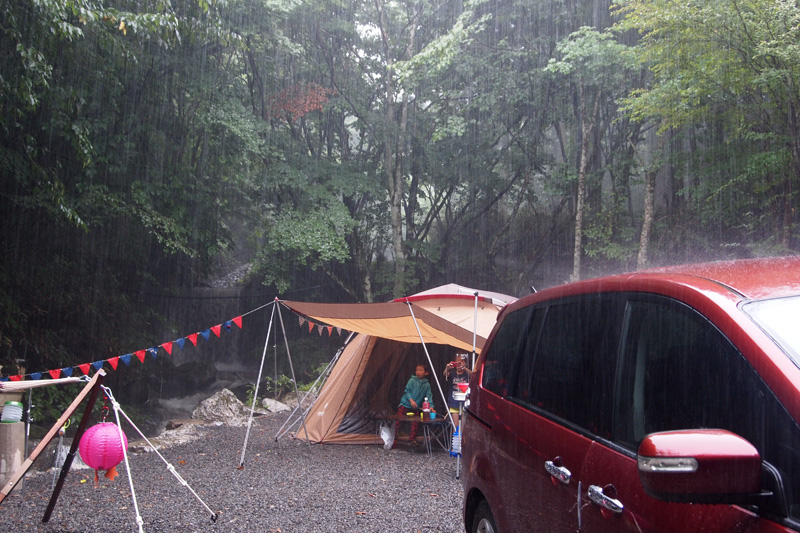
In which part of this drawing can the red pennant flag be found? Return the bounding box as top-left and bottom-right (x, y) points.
(211, 325), (221, 337)
(233, 316), (242, 329)
(79, 363), (91, 375)
(187, 333), (198, 346)
(107, 356), (119, 370)
(327, 326), (333, 336)
(135, 350), (146, 363)
(308, 321), (315, 333)
(160, 342), (173, 355)
(9, 375), (21, 381)
(48, 369), (62, 379)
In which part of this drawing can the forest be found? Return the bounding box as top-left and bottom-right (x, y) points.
(1, 0), (799, 393)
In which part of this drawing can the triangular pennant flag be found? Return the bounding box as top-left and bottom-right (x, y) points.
(336, 327), (342, 336)
(175, 338), (186, 350)
(160, 342), (173, 355)
(233, 316), (242, 329)
(120, 354), (132, 366)
(108, 356), (119, 370)
(211, 325), (221, 337)
(200, 330), (211, 342)
(0, 377), (8, 382)
(61, 367), (73, 377)
(148, 348), (158, 359)
(308, 321), (315, 333)
(30, 372), (42, 380)
(91, 361), (103, 371)
(48, 369), (61, 380)
(79, 363), (91, 375)
(318, 325), (323, 335)
(224, 320), (233, 332)
(187, 333), (198, 346)
(299, 316), (306, 327)
(327, 326), (333, 336)
(135, 350), (146, 363)
(9, 375), (21, 381)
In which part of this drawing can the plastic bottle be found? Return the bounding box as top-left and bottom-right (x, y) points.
(421, 397), (430, 418)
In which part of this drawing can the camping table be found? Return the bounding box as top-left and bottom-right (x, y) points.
(375, 414), (449, 457)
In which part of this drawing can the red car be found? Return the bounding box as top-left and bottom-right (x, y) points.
(462, 257), (800, 532)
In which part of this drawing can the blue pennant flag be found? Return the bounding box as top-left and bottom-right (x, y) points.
(224, 320), (233, 332)
(175, 338), (186, 350)
(30, 372), (42, 380)
(148, 348), (158, 359)
(120, 354), (133, 366)
(200, 330), (211, 342)
(61, 367), (73, 377)
(91, 361), (104, 372)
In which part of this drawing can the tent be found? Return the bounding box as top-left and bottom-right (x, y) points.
(283, 284), (516, 444)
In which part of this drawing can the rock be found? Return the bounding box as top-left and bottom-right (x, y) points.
(261, 398), (290, 413)
(191, 389), (249, 426)
(128, 422), (205, 453)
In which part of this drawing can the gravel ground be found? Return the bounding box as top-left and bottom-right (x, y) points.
(0, 413), (465, 532)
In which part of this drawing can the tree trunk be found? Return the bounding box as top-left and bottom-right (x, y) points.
(571, 81), (599, 282)
(376, 0), (420, 298)
(637, 168), (655, 270)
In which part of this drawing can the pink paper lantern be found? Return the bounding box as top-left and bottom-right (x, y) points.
(79, 422), (128, 481)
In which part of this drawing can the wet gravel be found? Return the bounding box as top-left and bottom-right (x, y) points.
(0, 413), (464, 532)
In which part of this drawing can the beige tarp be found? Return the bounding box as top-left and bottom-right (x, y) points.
(285, 286), (515, 444)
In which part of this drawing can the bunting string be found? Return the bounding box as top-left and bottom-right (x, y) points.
(0, 301), (273, 383)
(2, 300), (347, 383)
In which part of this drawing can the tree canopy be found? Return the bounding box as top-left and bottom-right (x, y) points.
(1, 0), (798, 388)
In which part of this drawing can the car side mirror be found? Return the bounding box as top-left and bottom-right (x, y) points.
(637, 429), (766, 504)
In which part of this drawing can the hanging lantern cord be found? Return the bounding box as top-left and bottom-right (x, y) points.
(102, 387), (144, 533)
(101, 386), (218, 524)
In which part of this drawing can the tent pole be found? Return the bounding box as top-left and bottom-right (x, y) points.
(238, 301), (276, 468)
(275, 333), (351, 441)
(472, 292), (478, 368)
(405, 301), (456, 431)
(275, 302), (312, 450)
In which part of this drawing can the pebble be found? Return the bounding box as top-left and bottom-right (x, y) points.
(0, 413), (464, 532)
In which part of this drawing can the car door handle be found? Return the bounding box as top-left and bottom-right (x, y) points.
(544, 460), (571, 485)
(588, 484), (624, 514)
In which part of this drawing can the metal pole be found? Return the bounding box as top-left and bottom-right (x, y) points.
(405, 301), (456, 431)
(238, 301), (276, 467)
(275, 302), (312, 449)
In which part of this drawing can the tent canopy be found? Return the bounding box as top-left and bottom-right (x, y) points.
(286, 284), (516, 444)
(282, 300), (483, 353)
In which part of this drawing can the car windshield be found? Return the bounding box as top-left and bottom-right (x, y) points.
(743, 295), (800, 368)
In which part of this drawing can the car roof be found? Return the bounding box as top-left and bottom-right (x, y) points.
(642, 256), (800, 300)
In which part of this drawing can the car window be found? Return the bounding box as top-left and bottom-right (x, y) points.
(515, 296), (619, 437)
(615, 295), (800, 522)
(481, 306), (533, 398)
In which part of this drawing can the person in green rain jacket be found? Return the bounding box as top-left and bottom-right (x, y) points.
(394, 363), (434, 446)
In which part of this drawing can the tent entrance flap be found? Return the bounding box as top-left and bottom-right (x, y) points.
(334, 341), (455, 437)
